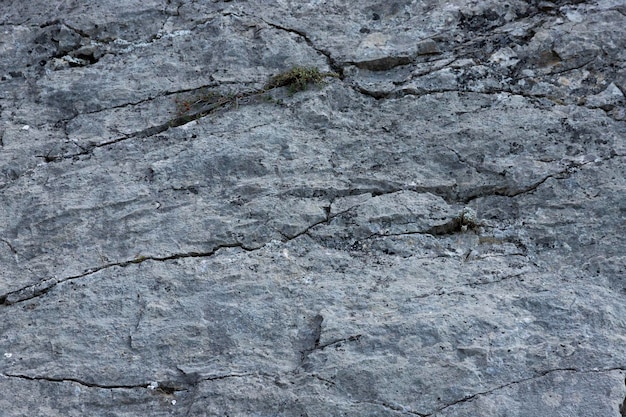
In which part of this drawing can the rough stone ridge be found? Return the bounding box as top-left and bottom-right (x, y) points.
(0, 0), (625, 416)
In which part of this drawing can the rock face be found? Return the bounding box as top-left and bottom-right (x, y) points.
(1, 1), (625, 415)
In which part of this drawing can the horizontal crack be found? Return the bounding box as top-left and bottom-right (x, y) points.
(175, 367), (279, 388)
(2, 373), (153, 390)
(280, 182), (458, 206)
(355, 75), (614, 113)
(273, 188), (444, 243)
(176, 369), (260, 385)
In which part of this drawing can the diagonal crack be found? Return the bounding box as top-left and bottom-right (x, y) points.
(444, 144), (613, 203)
(315, 334), (362, 351)
(359, 399), (427, 416)
(46, 72), (328, 163)
(427, 367), (626, 415)
(277, 214), (332, 242)
(296, 313), (362, 368)
(0, 242), (255, 306)
(1, 238), (18, 255)
(257, 18), (344, 79)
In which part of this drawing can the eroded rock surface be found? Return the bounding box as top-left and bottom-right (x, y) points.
(1, 1), (625, 416)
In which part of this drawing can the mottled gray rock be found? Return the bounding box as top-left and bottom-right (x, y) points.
(0, 0), (625, 416)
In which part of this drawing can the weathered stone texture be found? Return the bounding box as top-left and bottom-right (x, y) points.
(0, 0), (625, 416)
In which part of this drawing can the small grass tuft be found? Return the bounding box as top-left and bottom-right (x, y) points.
(264, 66), (338, 94)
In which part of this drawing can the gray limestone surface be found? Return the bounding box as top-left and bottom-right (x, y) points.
(0, 0), (625, 416)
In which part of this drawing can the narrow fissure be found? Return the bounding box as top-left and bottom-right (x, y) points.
(0, 242), (255, 306)
(3, 373), (152, 390)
